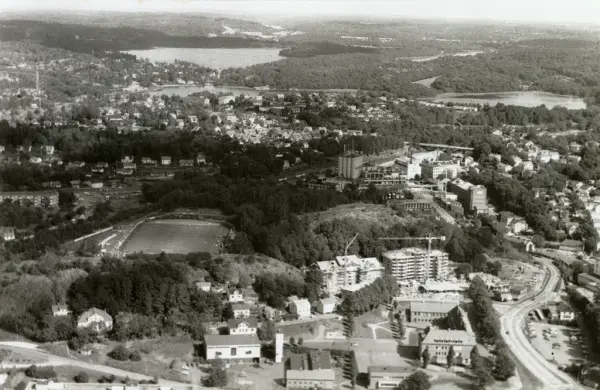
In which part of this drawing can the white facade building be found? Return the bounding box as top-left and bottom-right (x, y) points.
(420, 161), (459, 180)
(227, 318), (258, 335)
(203, 334), (261, 363)
(77, 308), (113, 332)
(382, 248), (449, 283)
(314, 255), (384, 295)
(289, 298), (311, 318)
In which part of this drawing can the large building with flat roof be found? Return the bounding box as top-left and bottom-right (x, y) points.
(420, 160), (459, 180)
(314, 255), (384, 295)
(285, 351), (335, 389)
(382, 248), (449, 283)
(203, 334), (261, 364)
(368, 366), (416, 389)
(419, 329), (477, 367)
(409, 301), (459, 323)
(447, 178), (487, 214)
(0, 191), (59, 208)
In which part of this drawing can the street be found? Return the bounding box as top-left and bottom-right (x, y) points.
(499, 259), (581, 390)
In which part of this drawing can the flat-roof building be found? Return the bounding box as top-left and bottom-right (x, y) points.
(447, 178), (487, 214)
(409, 301), (459, 323)
(383, 248), (449, 283)
(419, 329), (477, 367)
(368, 366), (416, 389)
(420, 160), (459, 181)
(203, 334), (261, 364)
(0, 191), (59, 208)
(314, 255), (384, 295)
(285, 351), (335, 389)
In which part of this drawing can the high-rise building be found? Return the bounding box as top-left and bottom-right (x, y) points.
(382, 248), (449, 283)
(420, 160), (459, 180)
(314, 255), (384, 294)
(338, 152), (364, 179)
(447, 178), (487, 214)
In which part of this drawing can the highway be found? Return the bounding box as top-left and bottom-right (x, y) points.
(499, 259), (580, 390)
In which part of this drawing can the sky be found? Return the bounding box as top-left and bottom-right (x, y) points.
(2, 0), (600, 25)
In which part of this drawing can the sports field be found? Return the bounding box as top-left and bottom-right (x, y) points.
(121, 219), (229, 254)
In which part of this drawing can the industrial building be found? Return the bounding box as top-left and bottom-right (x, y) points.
(394, 159), (421, 180)
(314, 255), (384, 295)
(382, 248), (449, 283)
(0, 191), (59, 208)
(285, 351), (335, 389)
(203, 334), (261, 364)
(338, 152), (364, 179)
(363, 165), (406, 187)
(447, 178), (487, 214)
(420, 160), (459, 180)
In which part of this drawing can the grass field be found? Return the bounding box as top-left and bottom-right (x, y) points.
(121, 219), (229, 255)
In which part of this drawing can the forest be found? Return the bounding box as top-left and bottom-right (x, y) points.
(0, 20), (278, 54)
(279, 42), (378, 58)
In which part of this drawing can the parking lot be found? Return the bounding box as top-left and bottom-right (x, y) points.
(526, 321), (587, 367)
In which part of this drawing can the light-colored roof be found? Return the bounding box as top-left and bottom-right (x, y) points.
(286, 369), (335, 381)
(319, 298), (337, 306)
(290, 298), (311, 309)
(78, 307), (112, 323)
(368, 365), (415, 375)
(227, 318), (258, 328)
(383, 248), (448, 259)
(52, 304), (69, 312)
(421, 329), (476, 346)
(410, 301), (457, 314)
(204, 334), (260, 347)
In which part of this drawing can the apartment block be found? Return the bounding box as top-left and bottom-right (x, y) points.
(314, 255), (384, 295)
(420, 160), (459, 180)
(382, 248), (449, 283)
(0, 191), (59, 208)
(447, 178), (487, 213)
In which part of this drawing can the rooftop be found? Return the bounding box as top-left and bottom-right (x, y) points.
(368, 365), (415, 375)
(204, 334), (260, 347)
(421, 329), (476, 346)
(227, 318), (258, 328)
(383, 248), (448, 259)
(410, 301), (458, 314)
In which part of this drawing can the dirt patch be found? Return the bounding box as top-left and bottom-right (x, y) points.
(307, 203), (414, 229)
(218, 254), (304, 283)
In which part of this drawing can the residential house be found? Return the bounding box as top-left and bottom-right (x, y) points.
(264, 306), (278, 321)
(203, 334), (261, 363)
(161, 156), (171, 166)
(0, 227), (15, 242)
(558, 302), (575, 322)
(43, 145), (55, 155)
(229, 288), (245, 303)
(243, 288), (259, 305)
(196, 281), (211, 292)
(141, 157), (156, 165)
(77, 308), (113, 332)
(232, 303), (251, 319)
(289, 298), (311, 319)
(42, 181), (62, 189)
(509, 218), (529, 235)
(179, 159), (194, 168)
(285, 351), (335, 390)
(559, 239), (584, 253)
(227, 318), (258, 335)
(29, 156), (42, 164)
(70, 180), (81, 189)
(52, 304), (71, 317)
(316, 298), (336, 314)
(218, 95), (235, 105)
(196, 154), (206, 164)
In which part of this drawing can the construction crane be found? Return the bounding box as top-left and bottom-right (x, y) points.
(379, 235), (446, 253)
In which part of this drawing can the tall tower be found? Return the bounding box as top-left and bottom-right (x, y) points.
(275, 331), (284, 363)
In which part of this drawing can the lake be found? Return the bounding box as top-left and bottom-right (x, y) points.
(123, 47), (284, 70)
(402, 50), (485, 62)
(146, 83), (357, 98)
(428, 91), (587, 110)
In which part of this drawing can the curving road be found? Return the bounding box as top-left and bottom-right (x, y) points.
(499, 259), (580, 390)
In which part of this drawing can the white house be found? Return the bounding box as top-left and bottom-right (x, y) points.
(227, 318), (258, 335)
(29, 156), (42, 164)
(228, 288), (245, 303)
(558, 302), (575, 322)
(232, 303), (251, 319)
(196, 281), (211, 292)
(203, 334), (261, 363)
(161, 156), (171, 166)
(43, 145), (55, 155)
(0, 227), (15, 242)
(316, 298), (336, 314)
(289, 298), (311, 319)
(52, 304), (71, 317)
(77, 308), (113, 332)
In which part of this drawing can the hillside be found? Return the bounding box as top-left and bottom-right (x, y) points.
(306, 203), (416, 229)
(217, 254), (304, 283)
(280, 42), (378, 58)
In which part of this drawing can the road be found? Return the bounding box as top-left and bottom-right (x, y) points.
(0, 343), (195, 387)
(499, 259), (580, 390)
